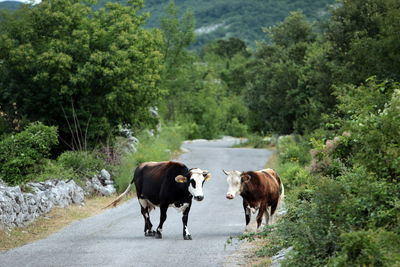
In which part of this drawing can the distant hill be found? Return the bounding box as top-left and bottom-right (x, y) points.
(0, 1), (21, 10)
(98, 0), (336, 48)
(1, 0), (336, 48)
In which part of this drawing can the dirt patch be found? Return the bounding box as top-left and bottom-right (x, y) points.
(225, 238), (271, 267)
(0, 194), (134, 251)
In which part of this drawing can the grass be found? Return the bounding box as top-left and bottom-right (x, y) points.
(265, 149), (278, 169)
(233, 134), (277, 149)
(0, 194), (134, 251)
(113, 125), (185, 193)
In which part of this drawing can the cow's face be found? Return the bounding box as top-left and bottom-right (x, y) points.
(223, 170), (242, 199)
(175, 168), (211, 201)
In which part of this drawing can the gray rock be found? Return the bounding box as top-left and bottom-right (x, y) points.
(271, 247), (293, 267)
(100, 169), (111, 181)
(0, 178), (87, 229)
(84, 170), (116, 197)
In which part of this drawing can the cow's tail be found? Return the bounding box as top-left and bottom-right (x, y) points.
(277, 174), (285, 212)
(103, 182), (133, 209)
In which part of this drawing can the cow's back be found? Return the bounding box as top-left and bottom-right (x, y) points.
(134, 161), (189, 205)
(241, 170), (281, 206)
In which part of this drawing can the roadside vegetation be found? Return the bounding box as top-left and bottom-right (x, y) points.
(0, 0), (399, 264)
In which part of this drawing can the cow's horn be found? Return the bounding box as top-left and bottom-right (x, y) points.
(203, 170), (211, 180)
(222, 169), (229, 175)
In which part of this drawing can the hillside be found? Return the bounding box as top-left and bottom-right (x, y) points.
(1, 0), (336, 46)
(0, 1), (21, 10)
(100, 0), (336, 47)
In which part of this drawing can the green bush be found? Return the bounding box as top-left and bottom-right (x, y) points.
(0, 122), (58, 185)
(337, 167), (399, 231)
(225, 117), (248, 137)
(276, 166), (399, 266)
(280, 178), (346, 266)
(57, 150), (105, 181)
(329, 231), (385, 267)
(330, 229), (400, 266)
(309, 134), (353, 178)
(233, 134), (274, 148)
(180, 122), (201, 140)
(32, 159), (76, 182)
(336, 78), (400, 180)
(277, 162), (312, 191)
(278, 135), (311, 166)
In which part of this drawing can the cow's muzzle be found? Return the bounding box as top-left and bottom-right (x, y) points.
(226, 194), (234, 200)
(194, 195), (204, 201)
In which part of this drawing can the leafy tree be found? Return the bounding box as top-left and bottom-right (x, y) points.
(267, 11), (315, 48)
(204, 37), (249, 60)
(0, 0), (163, 151)
(201, 37), (250, 96)
(335, 78), (400, 180)
(326, 0), (400, 83)
(246, 12), (316, 134)
(160, 0), (195, 80)
(158, 1), (196, 121)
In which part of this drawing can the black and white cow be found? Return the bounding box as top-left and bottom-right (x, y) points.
(105, 161), (211, 240)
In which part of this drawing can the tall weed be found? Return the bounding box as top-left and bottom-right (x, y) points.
(113, 125), (185, 192)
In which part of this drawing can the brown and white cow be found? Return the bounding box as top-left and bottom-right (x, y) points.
(105, 161), (211, 240)
(223, 168), (284, 232)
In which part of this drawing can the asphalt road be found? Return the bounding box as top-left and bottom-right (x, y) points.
(0, 137), (272, 267)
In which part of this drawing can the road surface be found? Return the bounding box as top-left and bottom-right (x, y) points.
(0, 137), (272, 267)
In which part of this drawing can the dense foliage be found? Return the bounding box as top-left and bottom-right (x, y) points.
(0, 122), (58, 185)
(0, 0), (399, 263)
(253, 1), (400, 263)
(156, 2), (250, 139)
(0, 0), (163, 150)
(233, 0), (399, 265)
(272, 101), (400, 265)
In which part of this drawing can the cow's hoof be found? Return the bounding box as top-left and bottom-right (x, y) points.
(145, 231), (156, 237)
(155, 232), (162, 239)
(183, 235), (192, 240)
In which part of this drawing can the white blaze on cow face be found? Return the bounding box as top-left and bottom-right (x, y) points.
(188, 168), (210, 201)
(223, 170), (242, 199)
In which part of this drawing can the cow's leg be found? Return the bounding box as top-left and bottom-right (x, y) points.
(141, 206), (155, 237)
(182, 203), (192, 240)
(139, 199), (155, 237)
(243, 199), (252, 232)
(264, 206), (271, 225)
(256, 203), (266, 230)
(155, 203), (168, 239)
(269, 201), (278, 224)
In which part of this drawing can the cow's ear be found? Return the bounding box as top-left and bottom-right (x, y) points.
(203, 171), (211, 181)
(175, 175), (187, 183)
(242, 174), (251, 182)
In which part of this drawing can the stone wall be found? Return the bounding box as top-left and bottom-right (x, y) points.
(0, 169), (115, 230)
